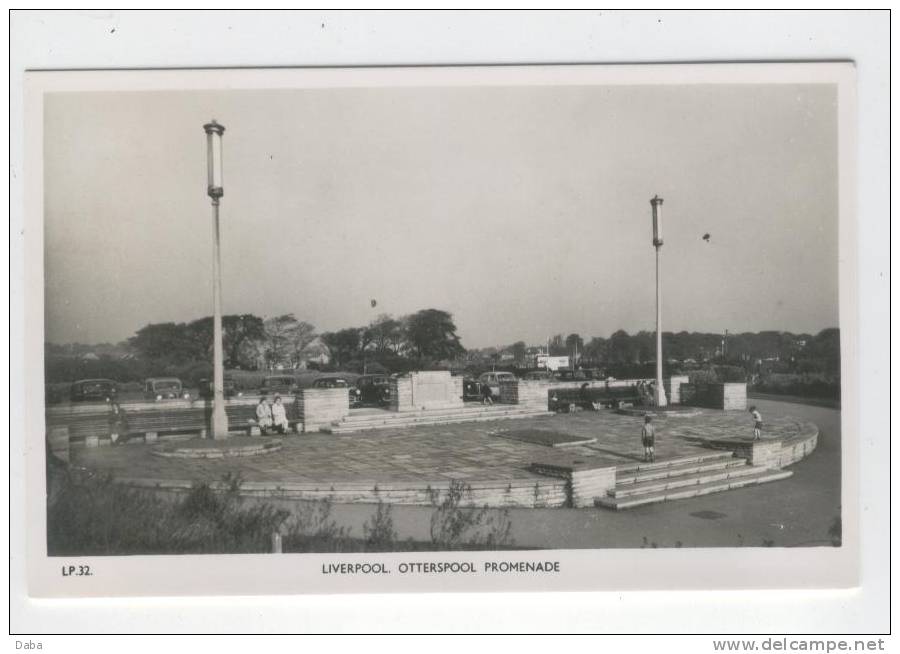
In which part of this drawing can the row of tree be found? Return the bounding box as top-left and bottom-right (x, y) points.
(476, 328), (840, 375)
(46, 307), (840, 385)
(106, 309), (466, 372)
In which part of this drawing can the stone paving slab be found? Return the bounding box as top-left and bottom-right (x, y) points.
(71, 408), (810, 487)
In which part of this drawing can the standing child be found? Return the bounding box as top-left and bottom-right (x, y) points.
(750, 405), (763, 440)
(641, 414), (656, 463)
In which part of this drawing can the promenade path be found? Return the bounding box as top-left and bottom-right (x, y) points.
(72, 407), (813, 488)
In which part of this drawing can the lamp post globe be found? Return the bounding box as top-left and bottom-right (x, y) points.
(204, 119), (229, 438)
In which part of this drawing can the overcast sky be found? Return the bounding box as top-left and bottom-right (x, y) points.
(43, 83), (838, 348)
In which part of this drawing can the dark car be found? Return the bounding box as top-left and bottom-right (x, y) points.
(143, 377), (184, 400)
(462, 378), (484, 401)
(312, 376), (362, 407)
(355, 374), (392, 406)
(69, 378), (118, 402)
(260, 375), (299, 395)
(198, 377), (240, 399)
(555, 368), (603, 381)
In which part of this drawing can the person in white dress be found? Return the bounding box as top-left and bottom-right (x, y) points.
(271, 395), (290, 434)
(256, 396), (273, 435)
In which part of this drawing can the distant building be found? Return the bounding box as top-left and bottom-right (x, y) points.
(535, 354), (570, 371)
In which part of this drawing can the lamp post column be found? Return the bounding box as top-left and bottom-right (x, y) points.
(650, 196), (668, 407)
(211, 196), (228, 438)
(205, 119), (229, 439)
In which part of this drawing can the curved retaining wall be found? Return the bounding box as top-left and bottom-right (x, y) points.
(698, 420), (819, 469)
(117, 476), (569, 508)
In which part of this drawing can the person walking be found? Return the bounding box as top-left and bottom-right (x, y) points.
(108, 401), (129, 445)
(481, 381), (494, 406)
(641, 414), (656, 463)
(256, 396), (273, 435)
(749, 405), (763, 441)
(271, 395), (289, 434)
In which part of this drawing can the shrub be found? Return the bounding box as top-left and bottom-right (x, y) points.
(753, 372), (840, 401)
(282, 498), (355, 553)
(362, 501), (398, 551)
(428, 481), (515, 550)
(47, 471), (290, 555)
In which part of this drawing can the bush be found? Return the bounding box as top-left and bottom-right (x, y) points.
(47, 471), (290, 555)
(753, 373), (840, 401)
(713, 365), (747, 383)
(362, 501), (398, 552)
(428, 481), (514, 550)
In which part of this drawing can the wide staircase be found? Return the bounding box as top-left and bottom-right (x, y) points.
(595, 451), (793, 510)
(324, 404), (553, 434)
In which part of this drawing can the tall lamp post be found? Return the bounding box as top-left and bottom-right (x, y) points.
(650, 196), (668, 407)
(204, 119), (229, 438)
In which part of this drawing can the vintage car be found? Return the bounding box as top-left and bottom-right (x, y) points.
(143, 377), (184, 400)
(554, 368), (603, 382)
(69, 378), (118, 402)
(198, 377), (240, 399)
(477, 371), (517, 398)
(355, 374), (392, 406)
(259, 375), (299, 396)
(462, 378), (484, 401)
(312, 375), (362, 407)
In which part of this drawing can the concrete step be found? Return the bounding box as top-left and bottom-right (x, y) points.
(336, 406), (551, 425)
(616, 457), (747, 486)
(615, 451), (735, 475)
(610, 461), (766, 498)
(342, 404), (542, 423)
(325, 409), (553, 433)
(595, 467), (793, 510)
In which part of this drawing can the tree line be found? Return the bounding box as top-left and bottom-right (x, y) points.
(44, 308), (466, 384)
(45, 310), (839, 389)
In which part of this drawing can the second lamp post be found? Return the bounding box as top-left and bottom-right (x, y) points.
(204, 119), (229, 439)
(650, 195), (668, 407)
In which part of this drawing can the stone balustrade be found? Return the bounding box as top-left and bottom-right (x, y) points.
(297, 388), (349, 432)
(681, 382), (748, 410)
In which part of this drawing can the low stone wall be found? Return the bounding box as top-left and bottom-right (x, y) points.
(529, 460), (618, 508)
(389, 377), (413, 411)
(698, 419), (819, 470)
(119, 476), (569, 508)
(664, 375), (690, 405)
(297, 388), (349, 432)
(389, 371), (464, 412)
(681, 382), (748, 411)
(499, 379), (550, 408)
(729, 423), (819, 469)
(46, 396), (289, 447)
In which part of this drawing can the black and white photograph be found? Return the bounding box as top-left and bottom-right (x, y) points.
(22, 61), (861, 600)
(9, 8), (893, 641)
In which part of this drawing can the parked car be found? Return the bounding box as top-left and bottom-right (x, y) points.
(355, 374), (392, 406)
(143, 377), (184, 400)
(555, 368), (604, 381)
(523, 370), (553, 381)
(462, 378), (484, 401)
(69, 378), (118, 403)
(477, 371), (517, 398)
(260, 375), (299, 396)
(198, 377), (240, 399)
(312, 376), (362, 407)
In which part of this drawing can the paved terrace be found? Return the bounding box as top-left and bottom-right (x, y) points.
(72, 409), (813, 486)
